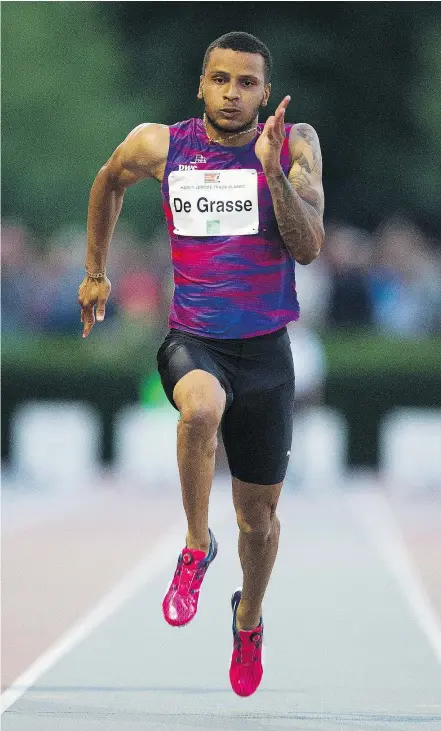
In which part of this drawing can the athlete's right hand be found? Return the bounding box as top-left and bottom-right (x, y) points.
(78, 275), (111, 338)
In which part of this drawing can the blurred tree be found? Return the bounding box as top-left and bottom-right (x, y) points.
(105, 2), (441, 237)
(320, 4), (419, 229)
(407, 22), (441, 233)
(2, 2), (165, 241)
(2, 2), (441, 241)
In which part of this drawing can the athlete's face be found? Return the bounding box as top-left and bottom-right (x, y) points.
(199, 48), (271, 134)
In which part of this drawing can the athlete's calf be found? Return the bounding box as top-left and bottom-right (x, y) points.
(232, 478), (283, 630)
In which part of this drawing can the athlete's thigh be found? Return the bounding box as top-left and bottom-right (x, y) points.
(156, 330), (233, 411)
(221, 380), (295, 486)
(173, 369), (226, 420)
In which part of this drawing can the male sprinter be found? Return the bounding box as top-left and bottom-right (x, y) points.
(78, 32), (324, 697)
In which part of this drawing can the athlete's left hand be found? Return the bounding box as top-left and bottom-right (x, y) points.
(255, 95), (291, 177)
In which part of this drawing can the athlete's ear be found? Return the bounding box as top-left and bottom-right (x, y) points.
(261, 83), (271, 107)
(197, 76), (204, 100)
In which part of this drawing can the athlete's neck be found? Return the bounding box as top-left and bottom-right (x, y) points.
(203, 112), (259, 147)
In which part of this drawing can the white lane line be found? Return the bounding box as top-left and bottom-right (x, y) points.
(347, 489), (441, 667)
(1, 491), (231, 714)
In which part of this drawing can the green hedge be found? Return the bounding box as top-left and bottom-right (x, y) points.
(4, 331), (441, 376)
(322, 332), (441, 375)
(2, 331), (441, 467)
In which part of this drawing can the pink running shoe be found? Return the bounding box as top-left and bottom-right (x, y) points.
(162, 529), (217, 627)
(229, 588), (264, 697)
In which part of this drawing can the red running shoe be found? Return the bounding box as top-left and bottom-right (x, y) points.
(229, 588), (264, 697)
(162, 529), (217, 627)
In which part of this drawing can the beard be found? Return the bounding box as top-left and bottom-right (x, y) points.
(204, 98), (265, 135)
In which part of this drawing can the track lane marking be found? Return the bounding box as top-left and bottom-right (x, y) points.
(347, 489), (441, 667)
(1, 492), (231, 714)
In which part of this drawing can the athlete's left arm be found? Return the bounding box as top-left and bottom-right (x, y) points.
(266, 123), (325, 265)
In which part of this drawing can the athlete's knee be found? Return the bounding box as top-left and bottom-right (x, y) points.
(180, 403), (222, 439)
(236, 502), (279, 540)
(175, 371), (225, 437)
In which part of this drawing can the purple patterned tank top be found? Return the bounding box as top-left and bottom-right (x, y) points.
(161, 117), (300, 338)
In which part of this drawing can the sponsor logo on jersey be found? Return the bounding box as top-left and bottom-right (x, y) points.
(178, 156), (207, 171)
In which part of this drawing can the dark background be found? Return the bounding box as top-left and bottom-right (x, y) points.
(2, 2), (441, 468)
(3, 2), (441, 239)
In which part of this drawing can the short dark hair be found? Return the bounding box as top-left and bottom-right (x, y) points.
(202, 32), (272, 83)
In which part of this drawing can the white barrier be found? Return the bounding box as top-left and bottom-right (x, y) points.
(379, 408), (441, 493)
(286, 406), (348, 490)
(10, 401), (101, 490)
(114, 405), (179, 488)
(115, 405), (347, 491)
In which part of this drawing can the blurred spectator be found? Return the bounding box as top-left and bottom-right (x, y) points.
(294, 254), (332, 328)
(2, 215), (441, 339)
(368, 216), (441, 336)
(1, 221), (40, 334)
(110, 224), (169, 329)
(40, 225), (96, 333)
(324, 224), (374, 329)
(116, 269), (161, 325)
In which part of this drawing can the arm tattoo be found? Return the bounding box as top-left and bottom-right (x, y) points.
(266, 125), (324, 264)
(295, 124), (323, 176)
(267, 173), (323, 264)
(290, 159), (323, 213)
(288, 127), (324, 215)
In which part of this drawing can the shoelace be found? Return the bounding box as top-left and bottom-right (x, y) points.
(234, 630), (262, 665)
(172, 553), (207, 593)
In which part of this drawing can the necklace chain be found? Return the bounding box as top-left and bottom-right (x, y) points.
(203, 113), (259, 145)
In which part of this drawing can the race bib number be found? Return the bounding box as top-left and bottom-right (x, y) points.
(168, 169), (259, 237)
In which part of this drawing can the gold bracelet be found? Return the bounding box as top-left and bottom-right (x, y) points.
(85, 269), (106, 280)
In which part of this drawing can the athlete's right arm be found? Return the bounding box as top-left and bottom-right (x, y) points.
(79, 123), (169, 338)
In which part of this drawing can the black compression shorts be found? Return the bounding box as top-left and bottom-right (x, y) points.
(156, 326), (295, 485)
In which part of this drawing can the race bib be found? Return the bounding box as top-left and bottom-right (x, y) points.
(168, 169), (259, 237)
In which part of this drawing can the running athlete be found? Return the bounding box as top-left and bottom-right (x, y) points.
(78, 32), (324, 697)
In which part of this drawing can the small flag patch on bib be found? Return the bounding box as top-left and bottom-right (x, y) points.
(207, 220), (220, 234)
